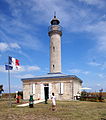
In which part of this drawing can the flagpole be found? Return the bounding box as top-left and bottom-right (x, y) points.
(8, 56), (12, 107)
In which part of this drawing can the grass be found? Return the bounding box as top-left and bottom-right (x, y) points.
(0, 99), (106, 120)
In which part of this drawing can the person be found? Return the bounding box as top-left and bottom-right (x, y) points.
(51, 93), (56, 111)
(16, 91), (20, 103)
(0, 85), (4, 99)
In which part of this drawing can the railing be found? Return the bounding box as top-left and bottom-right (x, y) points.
(48, 25), (62, 33)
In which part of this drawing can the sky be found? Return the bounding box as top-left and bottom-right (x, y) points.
(0, 0), (106, 93)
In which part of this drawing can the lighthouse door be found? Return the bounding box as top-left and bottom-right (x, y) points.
(44, 84), (49, 100)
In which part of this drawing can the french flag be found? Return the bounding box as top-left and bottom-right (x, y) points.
(9, 56), (20, 69)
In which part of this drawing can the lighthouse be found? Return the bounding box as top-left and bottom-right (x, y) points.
(22, 15), (83, 101)
(48, 15), (62, 73)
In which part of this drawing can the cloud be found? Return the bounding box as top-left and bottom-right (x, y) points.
(88, 61), (101, 67)
(83, 20), (106, 53)
(5, 0), (72, 28)
(102, 62), (106, 70)
(82, 71), (90, 75)
(96, 83), (101, 87)
(27, 66), (40, 71)
(97, 36), (106, 52)
(11, 85), (22, 90)
(69, 68), (90, 75)
(16, 65), (41, 72)
(16, 74), (35, 79)
(0, 65), (40, 73)
(0, 0), (106, 54)
(79, 0), (106, 8)
(69, 69), (81, 74)
(2, 0), (105, 31)
(0, 1), (43, 51)
(0, 43), (9, 51)
(98, 73), (106, 79)
(9, 43), (21, 49)
(0, 42), (21, 52)
(0, 65), (6, 72)
(88, 61), (106, 70)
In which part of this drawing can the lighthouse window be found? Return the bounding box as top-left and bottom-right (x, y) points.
(53, 65), (55, 69)
(53, 21), (58, 25)
(53, 46), (55, 52)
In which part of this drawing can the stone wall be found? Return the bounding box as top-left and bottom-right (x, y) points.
(23, 79), (82, 100)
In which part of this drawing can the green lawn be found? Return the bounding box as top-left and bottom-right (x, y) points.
(0, 100), (106, 120)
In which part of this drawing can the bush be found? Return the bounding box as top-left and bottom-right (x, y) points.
(80, 91), (104, 102)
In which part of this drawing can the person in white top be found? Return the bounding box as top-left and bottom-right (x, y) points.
(51, 93), (56, 111)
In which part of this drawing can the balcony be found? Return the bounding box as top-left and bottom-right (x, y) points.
(48, 25), (62, 36)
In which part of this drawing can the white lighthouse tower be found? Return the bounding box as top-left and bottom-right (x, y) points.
(48, 15), (62, 73)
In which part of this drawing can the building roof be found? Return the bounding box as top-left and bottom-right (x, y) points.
(21, 73), (83, 83)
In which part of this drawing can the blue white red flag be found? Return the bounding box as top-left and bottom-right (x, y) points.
(5, 64), (13, 70)
(8, 56), (20, 70)
(9, 56), (19, 66)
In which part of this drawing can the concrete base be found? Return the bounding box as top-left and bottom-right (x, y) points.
(17, 99), (45, 107)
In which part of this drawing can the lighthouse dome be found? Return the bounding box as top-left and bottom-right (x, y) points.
(50, 16), (60, 25)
